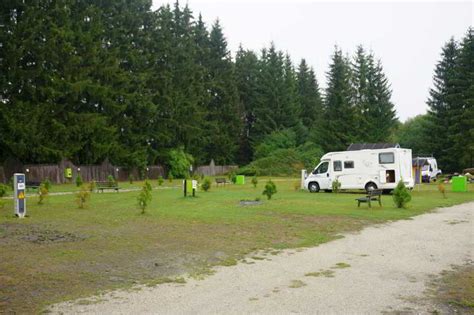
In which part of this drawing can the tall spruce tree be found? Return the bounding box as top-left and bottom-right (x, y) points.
(321, 47), (356, 151)
(202, 19), (241, 164)
(235, 46), (260, 164)
(365, 57), (397, 142)
(253, 44), (300, 143)
(297, 59), (323, 146)
(427, 38), (459, 171)
(450, 28), (474, 170)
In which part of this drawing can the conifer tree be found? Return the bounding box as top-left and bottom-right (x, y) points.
(427, 38), (459, 171)
(235, 46), (260, 164)
(321, 47), (355, 151)
(449, 28), (474, 170)
(202, 19), (241, 164)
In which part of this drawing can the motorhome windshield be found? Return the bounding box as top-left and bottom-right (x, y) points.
(313, 161), (329, 174)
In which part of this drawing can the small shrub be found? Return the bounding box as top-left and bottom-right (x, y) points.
(0, 199), (4, 209)
(0, 184), (8, 197)
(75, 174), (83, 187)
(107, 175), (115, 185)
(137, 181), (152, 214)
(88, 181), (96, 192)
(42, 178), (52, 190)
(129, 174), (134, 184)
(332, 177), (341, 193)
(144, 180), (152, 193)
(167, 147), (194, 178)
(38, 183), (49, 205)
(392, 180), (412, 208)
(228, 171), (237, 184)
(158, 176), (164, 186)
(262, 180), (277, 200)
(251, 176), (258, 188)
(168, 174), (174, 182)
(76, 185), (91, 209)
(201, 177), (211, 192)
(438, 183), (446, 198)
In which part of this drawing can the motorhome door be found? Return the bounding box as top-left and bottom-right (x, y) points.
(311, 161), (331, 189)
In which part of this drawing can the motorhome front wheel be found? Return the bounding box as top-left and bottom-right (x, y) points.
(308, 182), (320, 193)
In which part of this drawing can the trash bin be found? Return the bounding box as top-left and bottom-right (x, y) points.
(236, 175), (245, 185)
(452, 176), (467, 192)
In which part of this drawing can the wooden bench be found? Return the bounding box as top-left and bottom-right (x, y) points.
(215, 178), (230, 186)
(356, 189), (382, 208)
(26, 181), (41, 191)
(96, 181), (120, 193)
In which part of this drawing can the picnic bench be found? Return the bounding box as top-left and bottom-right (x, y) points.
(26, 181), (41, 191)
(215, 177), (230, 186)
(356, 189), (382, 208)
(96, 181), (120, 193)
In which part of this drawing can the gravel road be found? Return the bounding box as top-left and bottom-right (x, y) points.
(50, 202), (473, 314)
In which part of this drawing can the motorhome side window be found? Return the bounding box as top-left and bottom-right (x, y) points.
(344, 161), (354, 168)
(379, 152), (395, 164)
(333, 161), (342, 172)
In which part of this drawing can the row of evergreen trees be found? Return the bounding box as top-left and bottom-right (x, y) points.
(394, 29), (473, 172)
(0, 1), (398, 169)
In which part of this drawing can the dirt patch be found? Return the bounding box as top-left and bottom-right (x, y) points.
(427, 264), (474, 314)
(0, 223), (85, 244)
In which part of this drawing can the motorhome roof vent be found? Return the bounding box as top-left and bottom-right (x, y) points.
(346, 143), (400, 151)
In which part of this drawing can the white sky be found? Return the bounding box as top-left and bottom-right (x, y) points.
(152, 0), (473, 121)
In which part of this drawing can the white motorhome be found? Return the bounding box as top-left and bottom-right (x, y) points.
(304, 147), (414, 193)
(416, 157), (442, 182)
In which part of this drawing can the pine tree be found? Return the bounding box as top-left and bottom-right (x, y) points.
(297, 59), (323, 146)
(235, 46), (260, 164)
(253, 44), (299, 143)
(366, 57), (397, 142)
(427, 38), (459, 171)
(202, 19), (241, 164)
(450, 28), (474, 170)
(351, 46), (370, 141)
(321, 47), (356, 151)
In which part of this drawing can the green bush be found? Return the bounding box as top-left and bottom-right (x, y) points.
(228, 170), (237, 184)
(168, 174), (174, 182)
(254, 129), (297, 159)
(332, 177), (341, 193)
(76, 185), (91, 209)
(158, 176), (164, 186)
(392, 180), (412, 208)
(201, 177), (211, 192)
(251, 176), (258, 188)
(129, 174), (134, 184)
(167, 147), (194, 179)
(38, 183), (49, 205)
(137, 181), (152, 214)
(238, 140), (323, 177)
(75, 174), (83, 187)
(262, 180), (277, 200)
(0, 184), (8, 197)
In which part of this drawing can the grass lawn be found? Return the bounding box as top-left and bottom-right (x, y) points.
(1, 178), (473, 313)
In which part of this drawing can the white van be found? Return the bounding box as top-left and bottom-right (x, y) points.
(304, 148), (414, 193)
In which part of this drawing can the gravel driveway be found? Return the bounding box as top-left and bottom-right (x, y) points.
(50, 202), (473, 314)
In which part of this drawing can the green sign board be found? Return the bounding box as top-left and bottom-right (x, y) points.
(452, 176), (468, 192)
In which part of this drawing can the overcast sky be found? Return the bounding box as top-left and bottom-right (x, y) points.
(152, 0), (472, 121)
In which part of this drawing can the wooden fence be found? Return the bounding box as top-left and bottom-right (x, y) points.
(0, 159), (236, 184)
